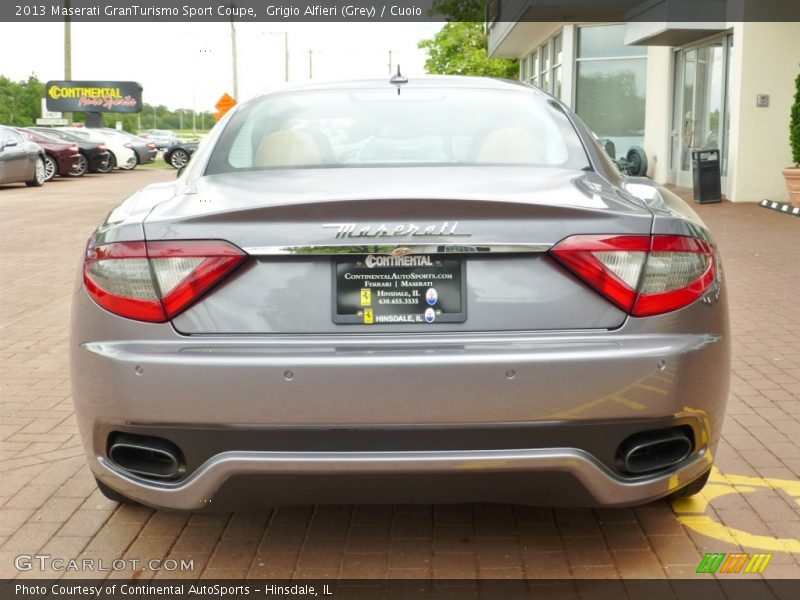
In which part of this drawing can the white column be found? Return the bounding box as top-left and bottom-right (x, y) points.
(561, 25), (576, 109)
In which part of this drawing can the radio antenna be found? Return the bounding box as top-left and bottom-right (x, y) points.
(389, 65), (408, 95)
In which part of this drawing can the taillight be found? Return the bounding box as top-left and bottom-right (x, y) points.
(550, 234), (716, 317)
(83, 240), (246, 322)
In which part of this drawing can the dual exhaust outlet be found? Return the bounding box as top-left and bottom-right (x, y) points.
(618, 427), (694, 475)
(108, 434), (184, 481)
(107, 427), (694, 482)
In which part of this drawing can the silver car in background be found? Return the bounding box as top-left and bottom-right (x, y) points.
(71, 76), (729, 510)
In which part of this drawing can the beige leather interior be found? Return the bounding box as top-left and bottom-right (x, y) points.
(475, 128), (543, 164)
(255, 129), (324, 167)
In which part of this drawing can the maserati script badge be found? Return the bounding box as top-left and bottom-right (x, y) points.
(323, 222), (471, 239)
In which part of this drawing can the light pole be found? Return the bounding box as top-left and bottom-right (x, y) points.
(64, 0), (72, 124)
(230, 9), (239, 98)
(259, 31), (290, 83)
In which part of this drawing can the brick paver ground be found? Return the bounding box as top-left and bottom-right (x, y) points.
(1, 171), (799, 580)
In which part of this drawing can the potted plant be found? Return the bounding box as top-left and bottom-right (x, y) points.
(785, 72), (800, 206)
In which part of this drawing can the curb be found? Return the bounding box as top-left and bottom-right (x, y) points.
(760, 199), (800, 216)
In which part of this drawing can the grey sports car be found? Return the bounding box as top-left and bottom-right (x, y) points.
(70, 76), (729, 510)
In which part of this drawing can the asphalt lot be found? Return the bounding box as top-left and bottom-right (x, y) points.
(0, 170), (799, 580)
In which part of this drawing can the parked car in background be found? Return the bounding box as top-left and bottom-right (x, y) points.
(57, 128), (137, 170)
(99, 129), (157, 165)
(71, 77), (729, 510)
(142, 129), (179, 150)
(163, 140), (199, 169)
(29, 127), (111, 174)
(16, 128), (82, 181)
(0, 125), (46, 187)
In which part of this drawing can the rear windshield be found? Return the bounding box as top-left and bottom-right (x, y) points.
(206, 87), (590, 174)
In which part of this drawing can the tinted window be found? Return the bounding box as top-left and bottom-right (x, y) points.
(206, 87), (589, 174)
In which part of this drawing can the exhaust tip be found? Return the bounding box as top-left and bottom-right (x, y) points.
(108, 433), (184, 481)
(618, 427), (693, 475)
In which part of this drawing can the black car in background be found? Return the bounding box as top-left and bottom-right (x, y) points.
(163, 140), (199, 169)
(29, 127), (111, 174)
(0, 125), (46, 187)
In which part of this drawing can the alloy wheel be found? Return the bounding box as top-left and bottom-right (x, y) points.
(170, 149), (189, 169)
(43, 155), (57, 181)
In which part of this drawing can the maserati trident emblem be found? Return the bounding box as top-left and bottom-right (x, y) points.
(323, 222), (471, 239)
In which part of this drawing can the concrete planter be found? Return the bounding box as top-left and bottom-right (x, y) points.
(784, 168), (800, 207)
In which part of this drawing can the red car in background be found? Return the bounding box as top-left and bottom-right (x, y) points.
(16, 128), (82, 181)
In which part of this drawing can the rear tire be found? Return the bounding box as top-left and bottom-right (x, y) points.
(669, 469), (711, 499)
(25, 157), (46, 187)
(120, 154), (137, 170)
(70, 154), (88, 177)
(94, 154), (113, 173)
(95, 477), (137, 504)
(168, 148), (190, 169)
(43, 155), (57, 181)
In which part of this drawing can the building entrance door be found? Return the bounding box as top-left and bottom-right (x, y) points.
(671, 35), (733, 191)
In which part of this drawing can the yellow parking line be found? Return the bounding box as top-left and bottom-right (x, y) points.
(673, 467), (800, 553)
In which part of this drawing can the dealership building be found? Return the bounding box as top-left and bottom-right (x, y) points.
(487, 6), (800, 203)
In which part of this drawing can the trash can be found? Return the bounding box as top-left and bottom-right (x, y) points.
(692, 149), (722, 204)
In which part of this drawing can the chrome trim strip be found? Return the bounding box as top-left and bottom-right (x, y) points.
(242, 243), (553, 256)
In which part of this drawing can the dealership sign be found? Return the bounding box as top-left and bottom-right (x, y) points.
(45, 81), (143, 113)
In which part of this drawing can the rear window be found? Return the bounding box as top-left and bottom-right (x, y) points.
(206, 86), (590, 174)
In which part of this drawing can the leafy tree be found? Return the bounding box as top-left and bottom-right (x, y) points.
(0, 74), (45, 126)
(790, 72), (800, 167)
(418, 22), (518, 79)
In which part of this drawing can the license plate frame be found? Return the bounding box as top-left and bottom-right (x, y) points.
(332, 255), (467, 325)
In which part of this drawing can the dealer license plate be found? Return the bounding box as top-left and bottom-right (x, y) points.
(333, 255), (466, 325)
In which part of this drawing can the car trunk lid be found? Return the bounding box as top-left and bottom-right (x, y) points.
(143, 167), (653, 334)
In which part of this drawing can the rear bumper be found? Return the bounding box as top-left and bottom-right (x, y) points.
(88, 152), (110, 172)
(57, 153), (82, 175)
(138, 149), (157, 163)
(96, 446), (713, 510)
(71, 285), (729, 509)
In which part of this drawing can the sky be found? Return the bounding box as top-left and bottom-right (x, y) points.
(0, 21), (443, 112)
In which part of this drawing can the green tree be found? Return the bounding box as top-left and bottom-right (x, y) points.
(790, 72), (800, 167)
(418, 22), (518, 79)
(0, 74), (45, 126)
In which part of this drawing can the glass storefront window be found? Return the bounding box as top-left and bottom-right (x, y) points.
(553, 66), (563, 99)
(554, 34), (563, 66)
(576, 59), (647, 150)
(575, 25), (647, 159)
(671, 34), (734, 182)
(578, 24), (646, 59)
